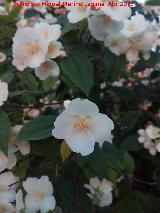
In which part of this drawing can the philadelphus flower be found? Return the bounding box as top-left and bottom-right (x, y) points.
(0, 152), (8, 172)
(84, 177), (113, 207)
(35, 59), (60, 80)
(34, 23), (61, 42)
(102, 5), (131, 22)
(52, 98), (114, 156)
(88, 13), (124, 41)
(0, 80), (8, 106)
(0, 172), (19, 203)
(122, 14), (148, 38)
(66, 0), (91, 23)
(138, 124), (160, 155)
(13, 27), (48, 69)
(23, 176), (56, 213)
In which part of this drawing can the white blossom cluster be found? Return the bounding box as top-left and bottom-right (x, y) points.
(66, 3), (160, 64)
(138, 124), (160, 155)
(84, 177), (113, 207)
(12, 22), (65, 80)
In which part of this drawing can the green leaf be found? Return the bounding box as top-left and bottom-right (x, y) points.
(56, 178), (92, 213)
(24, 9), (40, 18)
(18, 115), (56, 141)
(146, 0), (160, 5)
(113, 191), (144, 213)
(61, 52), (94, 95)
(120, 152), (135, 174)
(104, 50), (127, 81)
(122, 111), (142, 130)
(120, 135), (142, 151)
(78, 143), (124, 182)
(0, 110), (12, 152)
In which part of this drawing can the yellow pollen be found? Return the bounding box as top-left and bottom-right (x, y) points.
(33, 191), (44, 200)
(26, 41), (40, 54)
(75, 118), (88, 131)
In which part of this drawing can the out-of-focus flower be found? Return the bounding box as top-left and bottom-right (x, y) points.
(0, 199), (15, 213)
(35, 59), (60, 80)
(138, 124), (160, 155)
(84, 177), (113, 207)
(88, 13), (124, 41)
(52, 98), (114, 156)
(0, 80), (8, 106)
(67, 1), (91, 23)
(13, 27), (48, 69)
(34, 23), (61, 43)
(23, 176), (56, 213)
(102, 5), (131, 22)
(0, 172), (19, 202)
(47, 41), (64, 59)
(16, 19), (27, 29)
(0, 52), (6, 62)
(139, 100), (152, 111)
(122, 14), (148, 38)
(104, 33), (130, 56)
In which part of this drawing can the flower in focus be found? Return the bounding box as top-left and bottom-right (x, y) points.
(35, 59), (60, 80)
(34, 23), (61, 42)
(84, 177), (113, 207)
(52, 98), (114, 156)
(0, 52), (6, 63)
(23, 176), (56, 213)
(0, 80), (8, 106)
(12, 27), (48, 69)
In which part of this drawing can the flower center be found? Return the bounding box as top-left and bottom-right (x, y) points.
(26, 41), (40, 54)
(44, 31), (49, 39)
(33, 191), (44, 200)
(48, 43), (55, 54)
(41, 61), (49, 69)
(75, 118), (88, 131)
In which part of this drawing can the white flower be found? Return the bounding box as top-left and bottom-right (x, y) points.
(102, 5), (131, 22)
(13, 27), (48, 69)
(12, 57), (28, 71)
(16, 190), (24, 213)
(0, 199), (15, 213)
(138, 125), (160, 156)
(0, 52), (6, 63)
(0, 80), (8, 106)
(7, 125), (30, 169)
(0, 152), (8, 172)
(52, 98), (114, 156)
(34, 59), (60, 80)
(121, 14), (148, 38)
(104, 33), (130, 56)
(34, 23), (61, 42)
(23, 176), (56, 213)
(84, 177), (113, 207)
(88, 14), (124, 41)
(67, 2), (91, 24)
(47, 41), (64, 59)
(0, 172), (19, 203)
